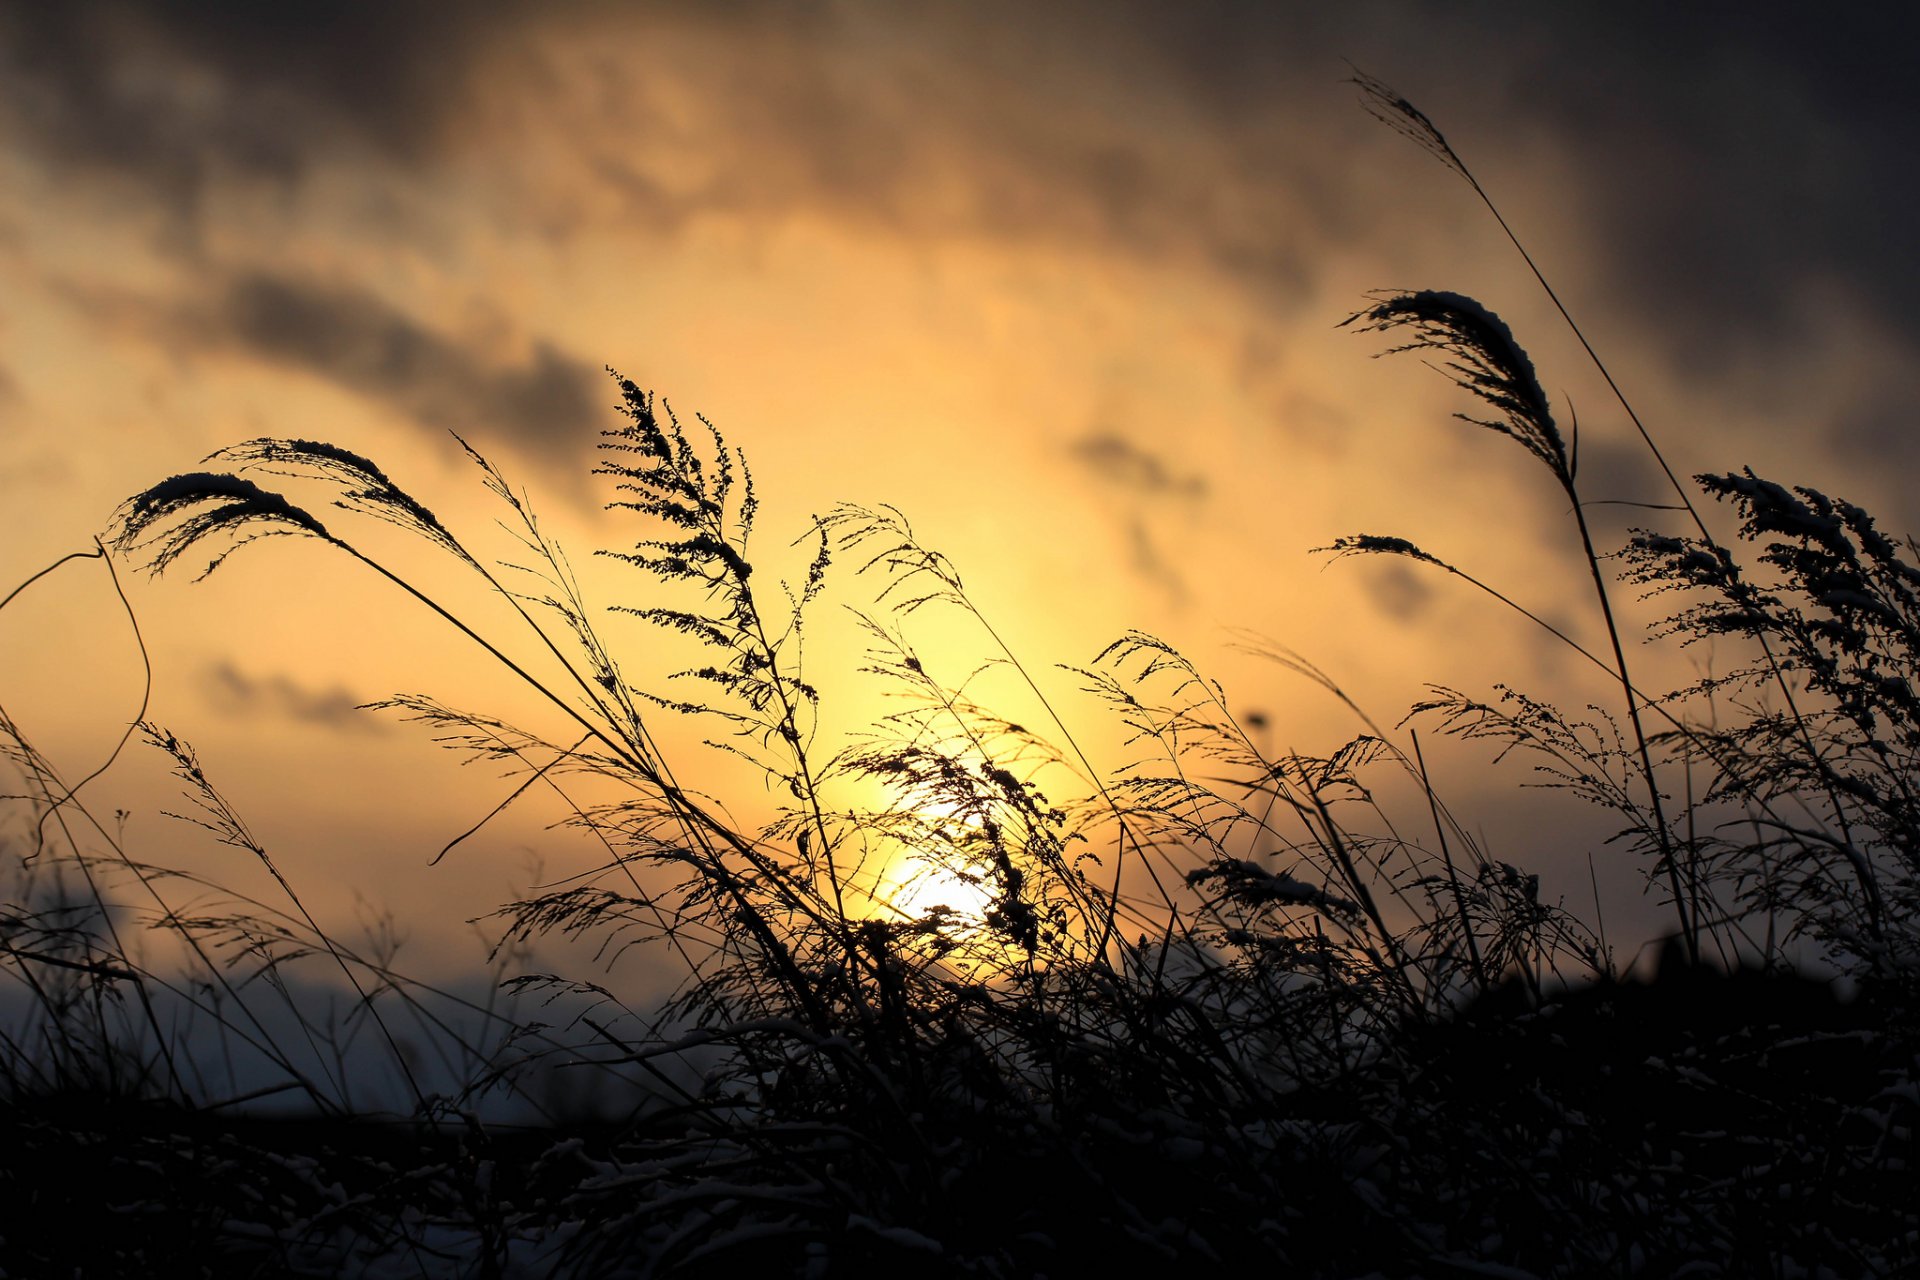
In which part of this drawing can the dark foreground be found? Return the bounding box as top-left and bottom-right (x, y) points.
(4, 966), (1915, 1279)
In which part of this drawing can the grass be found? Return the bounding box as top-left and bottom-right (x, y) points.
(2, 74), (1917, 1277)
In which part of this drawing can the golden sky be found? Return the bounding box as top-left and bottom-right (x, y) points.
(4, 3), (1916, 978)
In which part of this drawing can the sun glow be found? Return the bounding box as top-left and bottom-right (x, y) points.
(837, 778), (1007, 932)
(872, 854), (999, 927)
(843, 769), (1060, 971)
(861, 849), (1040, 979)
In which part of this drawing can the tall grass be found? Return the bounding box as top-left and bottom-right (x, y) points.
(1, 74), (1914, 1276)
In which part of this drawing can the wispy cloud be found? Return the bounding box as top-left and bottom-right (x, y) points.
(1069, 432), (1208, 603)
(49, 268), (609, 461)
(1353, 559), (1433, 624)
(199, 660), (386, 735)
(1069, 433), (1209, 501)
(204, 272), (606, 456)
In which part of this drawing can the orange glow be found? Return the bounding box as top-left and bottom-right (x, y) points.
(1, 4), (1899, 984)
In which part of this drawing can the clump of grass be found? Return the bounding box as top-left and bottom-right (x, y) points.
(1338, 72), (1915, 985)
(94, 372), (1569, 1270)
(0, 551), (613, 1274)
(1622, 470), (1920, 962)
(1337, 285), (1695, 962)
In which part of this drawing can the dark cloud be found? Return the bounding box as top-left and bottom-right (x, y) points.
(643, 6), (1344, 305)
(1356, 560), (1434, 625)
(36, 265), (609, 466)
(0, 1), (506, 219)
(208, 272), (606, 457)
(1124, 517), (1190, 609)
(1070, 434), (1208, 500)
(14, 1), (1907, 361)
(1069, 433), (1206, 603)
(3, 1), (1912, 469)
(1034, 2), (1920, 395)
(200, 660), (386, 734)
(1813, 375), (1920, 534)
(662, 3), (1918, 377)
(1573, 436), (1664, 508)
(1430, 5), (1920, 369)
(1567, 436), (1675, 546)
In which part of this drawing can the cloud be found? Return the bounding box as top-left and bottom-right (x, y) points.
(1432, 6), (1920, 369)
(1562, 435), (1674, 545)
(559, 6), (1353, 309)
(38, 260), (611, 473)
(6, 1), (1915, 544)
(0, 1), (506, 220)
(1069, 432), (1207, 603)
(1123, 516), (1191, 608)
(1069, 433), (1209, 501)
(0, 4), (1338, 303)
(11, 1), (1912, 381)
(199, 660), (387, 734)
(204, 272), (607, 457)
(0, 447), (73, 498)
(1355, 559), (1434, 625)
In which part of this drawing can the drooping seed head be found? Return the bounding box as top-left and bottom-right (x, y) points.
(1317, 533), (1452, 570)
(1349, 68), (1471, 186)
(111, 472), (331, 579)
(212, 437), (467, 561)
(1344, 289), (1569, 484)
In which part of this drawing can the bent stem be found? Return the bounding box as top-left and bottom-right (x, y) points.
(1357, 68), (1875, 953)
(1561, 469), (1699, 962)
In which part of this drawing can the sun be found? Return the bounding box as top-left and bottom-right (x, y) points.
(871, 854), (998, 928)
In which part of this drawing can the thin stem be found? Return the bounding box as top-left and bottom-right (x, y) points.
(1563, 478), (1697, 963)
(1411, 729), (1485, 991)
(1431, 103), (1877, 950)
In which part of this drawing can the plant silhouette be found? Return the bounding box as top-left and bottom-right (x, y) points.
(0, 75), (1913, 1278)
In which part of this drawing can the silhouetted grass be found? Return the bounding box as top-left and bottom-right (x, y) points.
(1, 75), (1915, 1278)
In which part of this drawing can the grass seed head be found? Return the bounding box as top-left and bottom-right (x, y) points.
(213, 438), (468, 561)
(1345, 289), (1568, 483)
(110, 472), (331, 579)
(1350, 68), (1470, 184)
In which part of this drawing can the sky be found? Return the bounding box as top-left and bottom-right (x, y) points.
(3, 1), (1916, 985)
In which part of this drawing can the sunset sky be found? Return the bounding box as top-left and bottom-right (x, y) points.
(3, 2), (1916, 980)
